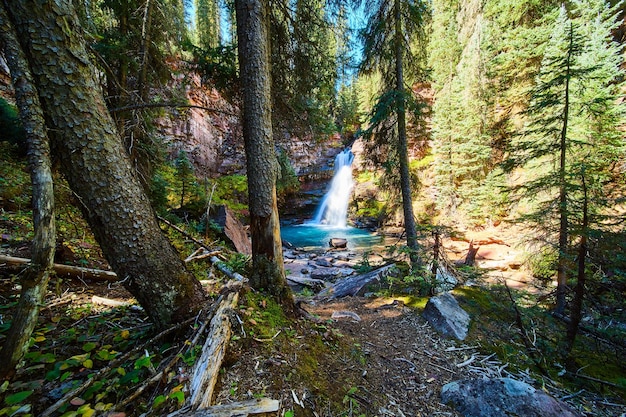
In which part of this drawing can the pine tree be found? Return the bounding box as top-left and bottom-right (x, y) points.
(505, 2), (624, 317)
(563, 0), (625, 353)
(359, 0), (429, 268)
(236, 0), (295, 310)
(429, 0), (462, 214)
(196, 0), (221, 48)
(429, 0), (492, 223)
(88, 0), (191, 183)
(292, 0), (338, 133)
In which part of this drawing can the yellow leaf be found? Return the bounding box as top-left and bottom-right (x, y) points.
(120, 330), (130, 339)
(83, 359), (93, 369)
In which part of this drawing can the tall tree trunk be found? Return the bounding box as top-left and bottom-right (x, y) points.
(555, 22), (574, 315)
(565, 170), (588, 356)
(138, 0), (154, 102)
(5, 0), (206, 329)
(0, 4), (56, 379)
(394, 0), (419, 268)
(235, 0), (294, 309)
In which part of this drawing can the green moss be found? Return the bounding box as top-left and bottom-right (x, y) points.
(0, 142), (31, 211)
(394, 295), (429, 310)
(241, 293), (288, 339)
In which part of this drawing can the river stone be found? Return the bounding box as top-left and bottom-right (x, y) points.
(422, 292), (470, 340)
(310, 267), (353, 281)
(315, 257), (333, 267)
(329, 237), (348, 248)
(441, 377), (580, 417)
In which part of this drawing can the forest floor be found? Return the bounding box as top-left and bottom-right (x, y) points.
(2, 218), (626, 416)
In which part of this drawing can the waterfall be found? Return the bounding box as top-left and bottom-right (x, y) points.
(312, 148), (354, 228)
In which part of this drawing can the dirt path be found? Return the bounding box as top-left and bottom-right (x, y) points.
(214, 295), (513, 417)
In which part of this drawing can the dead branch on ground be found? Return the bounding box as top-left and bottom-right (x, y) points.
(0, 254), (118, 281)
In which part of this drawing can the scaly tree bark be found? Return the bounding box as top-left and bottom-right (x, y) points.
(5, 0), (206, 329)
(235, 0), (294, 309)
(0, 4), (56, 379)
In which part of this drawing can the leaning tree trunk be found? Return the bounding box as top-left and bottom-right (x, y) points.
(0, 5), (56, 379)
(235, 0), (294, 309)
(394, 0), (419, 269)
(5, 0), (206, 329)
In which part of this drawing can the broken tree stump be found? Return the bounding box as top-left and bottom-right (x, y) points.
(464, 241), (480, 266)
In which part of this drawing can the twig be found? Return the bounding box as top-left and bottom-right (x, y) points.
(445, 345), (478, 351)
(118, 298), (226, 409)
(185, 250), (221, 263)
(157, 216), (213, 251)
(428, 362), (456, 374)
(41, 293), (75, 311)
(569, 371), (623, 388)
(253, 330), (282, 343)
(394, 357), (417, 371)
(456, 355), (476, 368)
(560, 389), (585, 400)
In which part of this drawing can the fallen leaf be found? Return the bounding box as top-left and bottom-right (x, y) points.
(70, 397), (86, 406)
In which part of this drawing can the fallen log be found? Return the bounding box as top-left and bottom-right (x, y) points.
(188, 291), (239, 409)
(170, 398), (280, 417)
(0, 255), (118, 281)
(316, 264), (396, 299)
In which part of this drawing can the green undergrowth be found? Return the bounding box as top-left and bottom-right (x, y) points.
(228, 291), (378, 416)
(0, 299), (195, 416)
(453, 285), (626, 401)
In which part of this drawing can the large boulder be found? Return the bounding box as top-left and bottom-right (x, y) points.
(310, 267), (353, 281)
(422, 292), (470, 340)
(441, 377), (580, 417)
(329, 238), (348, 249)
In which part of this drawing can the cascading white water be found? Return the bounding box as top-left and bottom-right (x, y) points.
(312, 148), (355, 228)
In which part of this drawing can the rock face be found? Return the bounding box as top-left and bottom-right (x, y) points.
(422, 292), (470, 340)
(441, 377), (581, 417)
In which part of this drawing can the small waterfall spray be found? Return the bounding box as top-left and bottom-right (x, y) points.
(312, 148), (354, 228)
